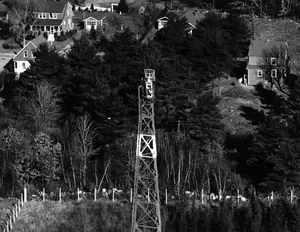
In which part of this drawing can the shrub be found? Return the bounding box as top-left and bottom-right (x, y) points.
(117, 0), (128, 13)
(43, 31), (48, 40)
(57, 35), (67, 42)
(268, 198), (288, 232)
(286, 202), (300, 232)
(2, 43), (11, 49)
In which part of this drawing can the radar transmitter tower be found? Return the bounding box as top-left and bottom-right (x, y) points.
(131, 69), (162, 232)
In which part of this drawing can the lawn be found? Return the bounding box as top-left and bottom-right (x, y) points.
(215, 78), (264, 135)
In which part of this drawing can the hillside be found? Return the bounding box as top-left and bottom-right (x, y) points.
(253, 17), (300, 74)
(218, 17), (300, 135)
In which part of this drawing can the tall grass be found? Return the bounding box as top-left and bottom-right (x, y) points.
(11, 198), (300, 232)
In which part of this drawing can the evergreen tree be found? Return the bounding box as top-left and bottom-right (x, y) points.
(268, 199), (288, 232)
(89, 25), (97, 41)
(286, 203), (300, 232)
(90, 3), (94, 12)
(117, 0), (128, 13)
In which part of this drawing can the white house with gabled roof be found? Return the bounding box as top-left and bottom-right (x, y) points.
(83, 14), (106, 31)
(13, 36), (47, 78)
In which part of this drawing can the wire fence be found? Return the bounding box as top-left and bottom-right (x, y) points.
(2, 186), (298, 232)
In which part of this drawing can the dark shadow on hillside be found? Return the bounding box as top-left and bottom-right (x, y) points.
(254, 83), (289, 114)
(230, 61), (247, 79)
(239, 105), (265, 126)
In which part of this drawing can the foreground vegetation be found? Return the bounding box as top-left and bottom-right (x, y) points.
(0, 2), (300, 228)
(10, 196), (300, 232)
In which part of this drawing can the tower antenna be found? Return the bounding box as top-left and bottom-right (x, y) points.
(131, 69), (162, 232)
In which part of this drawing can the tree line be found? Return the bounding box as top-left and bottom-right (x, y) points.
(0, 9), (299, 202)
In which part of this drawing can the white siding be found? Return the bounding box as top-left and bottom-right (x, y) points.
(14, 60), (30, 76)
(248, 56), (264, 65)
(158, 20), (168, 30)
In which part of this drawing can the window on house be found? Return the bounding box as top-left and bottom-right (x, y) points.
(49, 13), (57, 19)
(32, 51), (35, 58)
(23, 50), (28, 58)
(271, 69), (277, 78)
(257, 70), (263, 77)
(14, 62), (17, 69)
(87, 21), (96, 25)
(271, 58), (276, 66)
(39, 13), (46, 19)
(22, 63), (26, 69)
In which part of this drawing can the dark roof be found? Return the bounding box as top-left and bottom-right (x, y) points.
(0, 4), (8, 12)
(82, 12), (108, 21)
(31, 35), (48, 46)
(33, 19), (63, 26)
(179, 10), (197, 26)
(157, 11), (179, 21)
(248, 40), (288, 57)
(37, 0), (66, 13)
(140, 27), (158, 44)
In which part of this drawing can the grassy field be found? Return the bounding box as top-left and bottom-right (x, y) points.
(215, 78), (264, 135)
(11, 200), (134, 232)
(0, 198), (19, 230)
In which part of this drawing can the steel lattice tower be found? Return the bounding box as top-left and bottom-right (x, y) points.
(131, 69), (162, 232)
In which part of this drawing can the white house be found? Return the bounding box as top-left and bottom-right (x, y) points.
(13, 36), (47, 78)
(83, 15), (106, 31)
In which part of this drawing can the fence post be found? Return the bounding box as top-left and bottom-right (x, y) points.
(9, 216), (12, 230)
(147, 188), (150, 203)
(21, 193), (23, 207)
(18, 200), (21, 212)
(15, 205), (18, 218)
(130, 188), (133, 203)
(290, 188), (294, 204)
(165, 189), (168, 205)
(12, 209), (15, 223)
(43, 188), (45, 201)
(201, 188), (204, 205)
(6, 221), (9, 232)
(59, 188), (62, 202)
(271, 191), (274, 201)
(237, 189), (240, 205)
(77, 188), (80, 201)
(94, 188), (97, 201)
(24, 187), (27, 203)
(112, 188), (115, 202)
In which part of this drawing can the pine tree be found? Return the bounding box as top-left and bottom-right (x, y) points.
(286, 202), (300, 232)
(89, 25), (97, 41)
(117, 0), (128, 13)
(90, 3), (95, 12)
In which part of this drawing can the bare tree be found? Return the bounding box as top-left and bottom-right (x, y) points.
(72, 113), (99, 188)
(262, 45), (290, 94)
(206, 140), (229, 198)
(6, 0), (44, 47)
(25, 81), (61, 133)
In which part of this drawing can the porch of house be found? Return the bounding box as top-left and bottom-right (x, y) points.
(30, 25), (63, 35)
